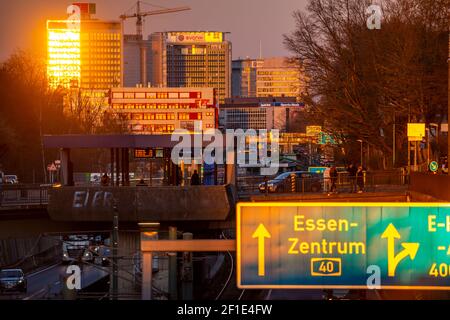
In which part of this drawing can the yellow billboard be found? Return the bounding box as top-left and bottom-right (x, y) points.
(407, 123), (425, 141)
(167, 32), (223, 43)
(306, 125), (322, 137)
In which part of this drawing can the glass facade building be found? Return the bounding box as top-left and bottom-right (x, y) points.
(231, 57), (303, 100)
(47, 18), (122, 91)
(150, 32), (231, 104)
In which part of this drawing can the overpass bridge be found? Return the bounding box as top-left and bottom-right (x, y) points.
(1, 172), (448, 300)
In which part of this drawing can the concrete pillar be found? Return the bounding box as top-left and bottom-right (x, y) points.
(225, 149), (236, 186)
(115, 148), (120, 186)
(142, 252), (152, 300)
(115, 231), (141, 298)
(110, 148), (115, 186)
(141, 230), (157, 300)
(448, 32), (450, 160)
(181, 232), (193, 300)
(59, 148), (70, 186)
(180, 161), (185, 186)
(168, 226), (178, 300)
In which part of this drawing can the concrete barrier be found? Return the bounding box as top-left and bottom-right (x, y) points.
(409, 172), (450, 201)
(47, 185), (234, 222)
(250, 191), (408, 202)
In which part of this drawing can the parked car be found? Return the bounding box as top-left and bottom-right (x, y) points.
(258, 171), (322, 193)
(4, 175), (18, 184)
(0, 269), (27, 293)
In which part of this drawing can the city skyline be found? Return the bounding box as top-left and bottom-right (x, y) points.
(0, 0), (307, 62)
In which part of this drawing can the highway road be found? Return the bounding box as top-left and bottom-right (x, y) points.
(0, 263), (109, 300)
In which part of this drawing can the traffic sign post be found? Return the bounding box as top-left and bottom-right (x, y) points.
(237, 202), (450, 290)
(429, 161), (439, 173)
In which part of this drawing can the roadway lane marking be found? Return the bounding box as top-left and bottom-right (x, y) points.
(26, 263), (61, 278)
(23, 288), (46, 300)
(23, 279), (62, 300)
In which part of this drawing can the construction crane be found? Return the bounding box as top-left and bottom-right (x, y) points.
(120, 1), (191, 85)
(120, 1), (191, 38)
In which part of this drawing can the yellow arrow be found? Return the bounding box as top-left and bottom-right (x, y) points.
(381, 223), (401, 275)
(381, 223), (419, 276)
(252, 223), (271, 277)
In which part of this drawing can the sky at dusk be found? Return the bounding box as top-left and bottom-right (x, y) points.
(0, 0), (308, 62)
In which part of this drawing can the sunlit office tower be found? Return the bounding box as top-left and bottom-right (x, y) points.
(47, 3), (123, 91)
(256, 57), (302, 99)
(232, 57), (302, 100)
(219, 97), (303, 131)
(150, 32), (231, 104)
(231, 58), (257, 97)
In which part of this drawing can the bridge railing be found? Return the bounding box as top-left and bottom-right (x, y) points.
(0, 184), (51, 207)
(237, 172), (409, 197)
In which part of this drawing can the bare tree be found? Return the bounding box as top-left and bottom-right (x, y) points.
(284, 0), (448, 168)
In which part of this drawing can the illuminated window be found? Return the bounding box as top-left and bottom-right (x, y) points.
(178, 113), (189, 120)
(132, 113), (143, 120)
(155, 113), (167, 120)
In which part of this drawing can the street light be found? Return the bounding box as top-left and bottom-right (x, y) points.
(423, 123), (440, 169)
(429, 123), (439, 162)
(357, 139), (363, 167)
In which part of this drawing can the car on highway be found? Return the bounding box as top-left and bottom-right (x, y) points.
(258, 171), (323, 193)
(92, 245), (111, 266)
(3, 175), (18, 184)
(0, 269), (27, 293)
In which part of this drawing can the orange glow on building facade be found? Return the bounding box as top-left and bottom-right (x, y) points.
(47, 20), (81, 89)
(47, 19), (122, 91)
(110, 87), (217, 134)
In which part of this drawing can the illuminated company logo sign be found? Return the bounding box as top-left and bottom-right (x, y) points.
(167, 32), (223, 43)
(237, 202), (450, 289)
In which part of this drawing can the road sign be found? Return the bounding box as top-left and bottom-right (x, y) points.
(134, 148), (154, 159)
(429, 161), (439, 173)
(237, 202), (450, 290)
(407, 123), (425, 141)
(306, 125), (322, 137)
(308, 167), (327, 174)
(47, 163), (57, 171)
(134, 148), (164, 159)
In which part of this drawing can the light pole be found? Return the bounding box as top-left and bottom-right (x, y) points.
(429, 123), (439, 162)
(357, 139), (363, 167)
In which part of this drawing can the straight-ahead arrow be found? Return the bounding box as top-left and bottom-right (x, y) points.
(252, 223), (271, 277)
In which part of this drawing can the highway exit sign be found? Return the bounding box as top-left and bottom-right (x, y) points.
(237, 202), (450, 290)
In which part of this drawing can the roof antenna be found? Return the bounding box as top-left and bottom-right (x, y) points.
(259, 40), (262, 59)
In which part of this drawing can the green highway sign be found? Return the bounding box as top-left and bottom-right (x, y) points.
(237, 202), (450, 289)
(429, 161), (439, 172)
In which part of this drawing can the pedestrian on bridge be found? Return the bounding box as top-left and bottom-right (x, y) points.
(356, 166), (365, 193)
(347, 163), (357, 193)
(323, 166), (331, 194)
(100, 173), (110, 186)
(330, 166), (338, 193)
(190, 170), (201, 185)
